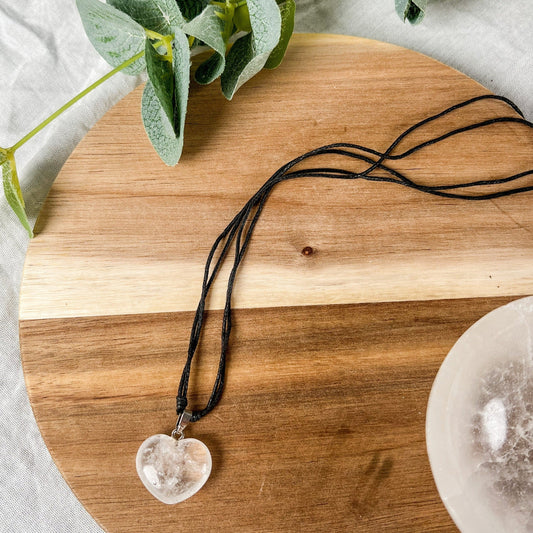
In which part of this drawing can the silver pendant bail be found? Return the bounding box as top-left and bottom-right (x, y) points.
(171, 410), (192, 440)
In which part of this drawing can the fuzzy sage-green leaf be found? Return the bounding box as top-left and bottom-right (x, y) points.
(76, 0), (146, 75)
(141, 30), (190, 165)
(183, 4), (226, 84)
(395, 0), (427, 24)
(176, 0), (210, 21)
(221, 0), (281, 99)
(2, 156), (33, 237)
(145, 37), (176, 131)
(171, 31), (191, 146)
(107, 0), (185, 35)
(265, 0), (295, 69)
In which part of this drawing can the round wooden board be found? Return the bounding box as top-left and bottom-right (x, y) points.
(19, 34), (533, 532)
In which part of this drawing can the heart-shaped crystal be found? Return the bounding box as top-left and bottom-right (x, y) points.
(136, 434), (212, 504)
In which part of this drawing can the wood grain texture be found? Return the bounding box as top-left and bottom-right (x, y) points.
(18, 34), (533, 532)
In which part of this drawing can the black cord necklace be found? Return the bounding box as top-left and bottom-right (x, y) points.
(136, 94), (533, 504)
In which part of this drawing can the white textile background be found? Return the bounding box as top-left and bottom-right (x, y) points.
(0, 1), (531, 531)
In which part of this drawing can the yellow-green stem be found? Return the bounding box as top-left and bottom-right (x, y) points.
(8, 49), (145, 153)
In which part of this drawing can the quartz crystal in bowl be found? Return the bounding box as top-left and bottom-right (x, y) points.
(426, 296), (533, 532)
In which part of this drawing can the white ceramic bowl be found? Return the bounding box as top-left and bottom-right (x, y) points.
(426, 296), (533, 532)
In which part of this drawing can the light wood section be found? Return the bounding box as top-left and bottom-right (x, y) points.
(19, 34), (533, 320)
(19, 34), (533, 532)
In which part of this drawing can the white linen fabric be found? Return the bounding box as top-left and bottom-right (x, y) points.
(0, 1), (530, 531)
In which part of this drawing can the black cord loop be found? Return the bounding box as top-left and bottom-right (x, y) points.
(176, 94), (533, 422)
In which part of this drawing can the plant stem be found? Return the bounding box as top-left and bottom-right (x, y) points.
(8, 49), (145, 153)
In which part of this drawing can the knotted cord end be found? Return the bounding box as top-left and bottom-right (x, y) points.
(176, 396), (188, 415)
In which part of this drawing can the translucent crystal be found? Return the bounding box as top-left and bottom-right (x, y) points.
(136, 434), (211, 504)
(427, 296), (533, 533)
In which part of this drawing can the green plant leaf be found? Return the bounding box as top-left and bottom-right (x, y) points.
(265, 0), (295, 69)
(195, 52), (226, 85)
(141, 30), (190, 165)
(142, 82), (180, 165)
(221, 0), (281, 100)
(176, 0), (210, 21)
(76, 0), (146, 75)
(395, 0), (427, 24)
(171, 30), (191, 143)
(2, 157), (33, 237)
(107, 0), (185, 35)
(145, 38), (175, 130)
(183, 4), (226, 84)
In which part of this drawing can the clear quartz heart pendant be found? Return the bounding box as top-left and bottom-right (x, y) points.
(136, 411), (212, 504)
